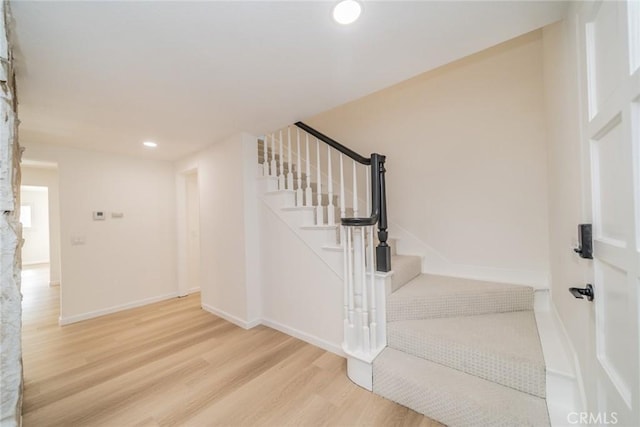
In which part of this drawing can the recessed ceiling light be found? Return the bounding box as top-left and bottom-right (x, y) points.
(143, 141), (157, 148)
(333, 0), (362, 25)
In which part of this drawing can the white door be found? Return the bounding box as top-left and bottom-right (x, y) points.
(583, 1), (640, 424)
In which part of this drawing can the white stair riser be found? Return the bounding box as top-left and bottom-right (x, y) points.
(299, 228), (339, 248)
(279, 209), (315, 227)
(263, 190), (296, 208)
(389, 256), (421, 293)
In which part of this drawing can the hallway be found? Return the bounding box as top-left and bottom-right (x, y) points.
(20, 265), (439, 426)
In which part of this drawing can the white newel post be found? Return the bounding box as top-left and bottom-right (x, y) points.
(368, 226), (378, 350)
(342, 221), (390, 391)
(345, 227), (355, 348)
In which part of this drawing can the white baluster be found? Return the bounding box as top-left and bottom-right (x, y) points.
(262, 135), (269, 176)
(287, 127), (294, 190)
(278, 129), (285, 190)
(365, 165), (373, 350)
(305, 134), (313, 207)
(339, 154), (345, 245)
(352, 160), (359, 217)
(360, 226), (370, 353)
(296, 129), (303, 207)
(270, 133), (277, 178)
(327, 146), (335, 225)
(316, 138), (324, 225)
(368, 225), (377, 351)
(352, 227), (364, 351)
(346, 227), (355, 351)
(342, 223), (349, 346)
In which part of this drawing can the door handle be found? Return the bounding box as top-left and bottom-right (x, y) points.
(573, 224), (593, 259)
(569, 284), (594, 301)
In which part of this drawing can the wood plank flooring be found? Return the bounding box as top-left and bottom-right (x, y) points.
(21, 265), (442, 427)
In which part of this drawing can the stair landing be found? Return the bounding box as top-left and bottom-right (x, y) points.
(374, 274), (549, 426)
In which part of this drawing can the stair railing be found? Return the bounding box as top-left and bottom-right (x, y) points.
(293, 122), (390, 359)
(259, 122), (391, 360)
(294, 122), (391, 273)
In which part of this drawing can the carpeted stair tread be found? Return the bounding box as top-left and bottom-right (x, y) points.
(390, 255), (422, 292)
(388, 274), (534, 321)
(373, 348), (550, 427)
(387, 311), (545, 398)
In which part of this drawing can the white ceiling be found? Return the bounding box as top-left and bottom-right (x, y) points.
(11, 1), (567, 161)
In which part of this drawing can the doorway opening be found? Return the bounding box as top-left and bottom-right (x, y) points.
(183, 170), (201, 297)
(20, 185), (51, 320)
(20, 163), (62, 324)
(20, 185), (50, 267)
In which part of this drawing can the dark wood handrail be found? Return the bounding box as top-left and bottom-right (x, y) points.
(294, 122), (371, 165)
(293, 122), (391, 272)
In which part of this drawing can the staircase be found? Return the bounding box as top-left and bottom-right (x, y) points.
(256, 124), (550, 426)
(376, 275), (549, 426)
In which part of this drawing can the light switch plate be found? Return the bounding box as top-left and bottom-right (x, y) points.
(71, 236), (86, 245)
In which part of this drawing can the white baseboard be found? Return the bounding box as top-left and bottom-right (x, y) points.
(177, 287), (200, 298)
(550, 302), (588, 413)
(535, 305), (584, 426)
(59, 292), (179, 325)
(261, 317), (344, 357)
(22, 260), (50, 267)
(201, 303), (260, 329)
(200, 304), (343, 356)
(534, 289), (550, 311)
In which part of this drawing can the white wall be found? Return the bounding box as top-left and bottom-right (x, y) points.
(22, 142), (178, 323)
(22, 166), (62, 285)
(307, 30), (550, 287)
(259, 204), (343, 353)
(20, 186), (50, 265)
(543, 15), (596, 411)
(175, 132), (261, 327)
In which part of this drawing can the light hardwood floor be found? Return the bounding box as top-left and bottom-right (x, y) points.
(21, 265), (442, 427)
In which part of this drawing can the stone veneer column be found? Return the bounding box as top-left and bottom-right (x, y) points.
(0, 1), (23, 425)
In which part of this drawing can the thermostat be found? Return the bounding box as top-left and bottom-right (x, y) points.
(93, 211), (106, 221)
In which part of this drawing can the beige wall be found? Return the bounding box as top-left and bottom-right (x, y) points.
(21, 142), (178, 323)
(307, 30), (550, 286)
